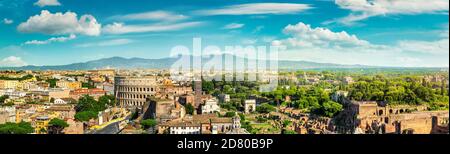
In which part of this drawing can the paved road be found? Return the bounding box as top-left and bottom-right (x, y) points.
(92, 121), (121, 134)
(86, 113), (132, 134)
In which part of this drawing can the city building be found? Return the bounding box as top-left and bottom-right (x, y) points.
(96, 82), (114, 95)
(89, 69), (115, 77)
(158, 114), (244, 134)
(47, 88), (71, 100)
(167, 121), (202, 134)
(46, 104), (76, 120)
(69, 88), (107, 100)
(0, 80), (20, 89)
(56, 81), (82, 90)
(226, 115), (250, 134)
(53, 98), (75, 104)
(33, 115), (51, 134)
(0, 106), (16, 124)
(76, 76), (88, 83)
(201, 98), (220, 114)
(1, 89), (27, 98)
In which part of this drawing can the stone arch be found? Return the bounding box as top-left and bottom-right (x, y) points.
(378, 110), (383, 116)
(399, 109), (404, 113)
(389, 109), (393, 114)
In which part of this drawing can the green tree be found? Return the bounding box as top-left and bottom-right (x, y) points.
(48, 118), (69, 134)
(238, 113), (246, 121)
(0, 95), (9, 105)
(76, 95), (106, 112)
(46, 79), (58, 88)
(82, 82), (95, 89)
(185, 103), (195, 115)
(241, 121), (253, 133)
(282, 130), (297, 134)
(202, 81), (215, 94)
(282, 120), (292, 127)
(99, 95), (116, 107)
(256, 103), (276, 114)
(74, 111), (98, 122)
(256, 116), (267, 123)
(224, 112), (236, 117)
(141, 119), (157, 129)
(223, 85), (233, 94)
(314, 101), (343, 117)
(39, 128), (47, 134)
(0, 122), (34, 134)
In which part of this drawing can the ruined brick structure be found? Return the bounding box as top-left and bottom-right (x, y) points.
(333, 101), (449, 134)
(141, 98), (185, 123)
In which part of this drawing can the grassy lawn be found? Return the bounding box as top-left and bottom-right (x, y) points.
(251, 121), (280, 134)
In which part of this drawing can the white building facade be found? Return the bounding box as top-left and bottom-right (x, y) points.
(201, 98), (220, 114)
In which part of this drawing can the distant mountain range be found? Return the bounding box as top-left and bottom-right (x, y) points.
(0, 54), (442, 71)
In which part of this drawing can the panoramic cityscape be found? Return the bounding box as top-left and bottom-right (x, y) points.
(0, 0), (449, 135)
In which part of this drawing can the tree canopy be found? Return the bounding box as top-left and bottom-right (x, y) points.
(256, 103), (276, 114)
(74, 111), (98, 122)
(48, 118), (69, 134)
(74, 95), (114, 122)
(348, 76), (448, 108)
(141, 119), (157, 129)
(0, 95), (9, 105)
(185, 103), (195, 115)
(0, 122), (34, 134)
(312, 101), (343, 117)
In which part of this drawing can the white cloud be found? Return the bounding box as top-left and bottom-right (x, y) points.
(398, 38), (449, 55)
(3, 18), (13, 24)
(77, 39), (133, 47)
(24, 34), (76, 45)
(194, 3), (312, 15)
(0, 56), (27, 67)
(34, 0), (61, 7)
(273, 22), (449, 67)
(397, 25), (449, 55)
(278, 22), (371, 48)
(18, 10), (101, 36)
(110, 11), (187, 22)
(222, 23), (244, 29)
(332, 0), (449, 25)
(102, 22), (202, 34)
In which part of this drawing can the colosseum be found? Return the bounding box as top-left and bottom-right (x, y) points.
(114, 76), (161, 107)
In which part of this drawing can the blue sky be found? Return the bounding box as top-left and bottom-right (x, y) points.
(0, 0), (448, 67)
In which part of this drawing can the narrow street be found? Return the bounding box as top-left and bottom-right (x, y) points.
(92, 121), (121, 134)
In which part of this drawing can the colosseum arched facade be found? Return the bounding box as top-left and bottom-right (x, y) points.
(114, 76), (161, 107)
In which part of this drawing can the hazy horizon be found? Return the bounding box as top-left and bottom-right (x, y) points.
(1, 54), (449, 69)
